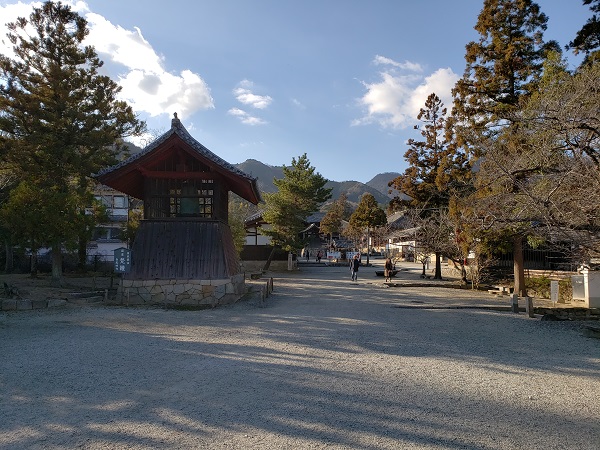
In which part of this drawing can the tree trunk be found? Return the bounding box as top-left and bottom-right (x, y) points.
(434, 252), (443, 279)
(262, 246), (277, 271)
(51, 244), (64, 286)
(30, 252), (38, 278)
(4, 239), (13, 273)
(461, 262), (468, 285)
(513, 234), (527, 297)
(366, 226), (370, 266)
(77, 235), (87, 272)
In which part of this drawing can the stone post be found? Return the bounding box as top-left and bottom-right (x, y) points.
(510, 293), (519, 313)
(525, 297), (534, 318)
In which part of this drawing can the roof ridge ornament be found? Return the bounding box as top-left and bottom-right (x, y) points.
(171, 112), (181, 129)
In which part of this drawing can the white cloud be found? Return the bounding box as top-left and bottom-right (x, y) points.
(239, 141), (265, 147)
(85, 13), (164, 73)
(411, 68), (460, 112)
(229, 80), (271, 124)
(0, 2), (42, 58)
(227, 108), (266, 125)
(118, 68), (213, 118)
(291, 98), (306, 109)
(355, 56), (459, 129)
(84, 11), (214, 118)
(373, 55), (423, 72)
(233, 79), (272, 109)
(0, 1), (214, 119)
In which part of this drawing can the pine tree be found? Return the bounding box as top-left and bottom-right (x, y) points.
(228, 194), (258, 256)
(348, 193), (386, 266)
(262, 154), (331, 254)
(567, 0), (600, 65)
(0, 1), (145, 283)
(451, 0), (557, 296)
(389, 93), (468, 279)
(320, 193), (349, 246)
(389, 93), (467, 210)
(473, 56), (600, 259)
(452, 0), (557, 149)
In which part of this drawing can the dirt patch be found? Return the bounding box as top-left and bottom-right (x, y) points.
(0, 272), (117, 302)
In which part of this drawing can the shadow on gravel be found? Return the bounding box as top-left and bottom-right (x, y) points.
(1, 265), (599, 449)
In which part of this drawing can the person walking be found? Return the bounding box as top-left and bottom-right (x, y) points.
(350, 254), (360, 282)
(384, 257), (394, 282)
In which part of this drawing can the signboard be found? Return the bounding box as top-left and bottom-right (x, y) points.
(346, 251), (359, 260)
(114, 247), (131, 273)
(327, 251), (341, 260)
(550, 280), (559, 304)
(571, 275), (585, 300)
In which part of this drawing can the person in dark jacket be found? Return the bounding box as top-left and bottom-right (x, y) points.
(384, 257), (394, 282)
(350, 254), (360, 281)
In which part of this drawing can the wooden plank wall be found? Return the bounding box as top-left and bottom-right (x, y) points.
(126, 220), (240, 280)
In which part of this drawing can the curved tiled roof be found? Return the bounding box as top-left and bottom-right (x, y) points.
(97, 115), (254, 181)
(95, 114), (261, 204)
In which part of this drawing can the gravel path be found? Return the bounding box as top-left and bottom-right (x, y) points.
(1, 262), (599, 449)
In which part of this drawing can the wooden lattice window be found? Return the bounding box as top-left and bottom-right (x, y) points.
(170, 181), (214, 217)
(147, 179), (215, 219)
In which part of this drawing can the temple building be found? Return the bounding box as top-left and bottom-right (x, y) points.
(96, 114), (260, 306)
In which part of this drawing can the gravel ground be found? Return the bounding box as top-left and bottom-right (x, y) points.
(1, 261), (599, 449)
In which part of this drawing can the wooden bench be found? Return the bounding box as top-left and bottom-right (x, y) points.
(488, 286), (513, 295)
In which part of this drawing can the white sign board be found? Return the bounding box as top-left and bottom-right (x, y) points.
(346, 251), (359, 260)
(550, 280), (559, 303)
(327, 251), (341, 260)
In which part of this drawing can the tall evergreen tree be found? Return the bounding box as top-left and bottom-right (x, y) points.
(320, 193), (349, 246)
(451, 0), (557, 296)
(390, 93), (467, 211)
(389, 93), (468, 279)
(0, 170), (17, 272)
(228, 194), (258, 256)
(348, 193), (386, 266)
(0, 1), (145, 283)
(451, 0), (557, 150)
(567, 0), (600, 65)
(262, 154), (331, 254)
(472, 56), (600, 261)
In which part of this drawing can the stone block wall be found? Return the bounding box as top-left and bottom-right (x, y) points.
(116, 274), (245, 307)
(1, 298), (68, 311)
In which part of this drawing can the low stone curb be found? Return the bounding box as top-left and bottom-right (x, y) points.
(2, 298), (68, 311)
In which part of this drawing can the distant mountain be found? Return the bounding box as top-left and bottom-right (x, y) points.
(233, 159), (283, 194)
(366, 172), (400, 198)
(117, 151), (402, 208)
(233, 159), (392, 208)
(325, 180), (389, 207)
(366, 172), (411, 201)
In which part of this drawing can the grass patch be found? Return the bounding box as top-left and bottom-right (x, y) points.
(163, 304), (215, 311)
(526, 275), (572, 302)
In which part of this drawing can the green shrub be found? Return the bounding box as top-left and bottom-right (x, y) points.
(526, 276), (572, 302)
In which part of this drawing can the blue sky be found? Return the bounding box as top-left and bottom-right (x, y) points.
(0, 0), (591, 183)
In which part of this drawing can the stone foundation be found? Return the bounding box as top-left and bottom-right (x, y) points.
(116, 274), (245, 307)
(1, 298), (68, 311)
(241, 260), (294, 273)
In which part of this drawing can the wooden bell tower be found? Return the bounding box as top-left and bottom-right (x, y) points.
(96, 114), (261, 305)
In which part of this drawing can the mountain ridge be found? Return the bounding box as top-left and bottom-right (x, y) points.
(234, 159), (404, 207)
(119, 145), (404, 207)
